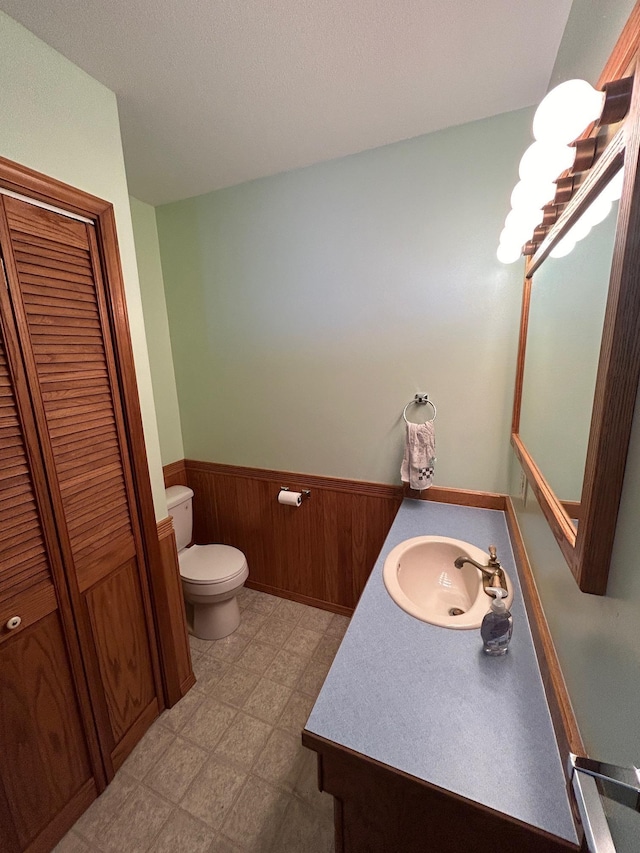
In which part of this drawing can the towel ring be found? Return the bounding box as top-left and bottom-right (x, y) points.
(403, 394), (437, 424)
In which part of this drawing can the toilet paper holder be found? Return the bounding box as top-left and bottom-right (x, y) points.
(279, 486), (311, 500)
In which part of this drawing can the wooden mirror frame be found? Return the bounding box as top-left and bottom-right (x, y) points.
(511, 6), (640, 595)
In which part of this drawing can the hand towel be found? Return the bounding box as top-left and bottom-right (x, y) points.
(401, 421), (436, 491)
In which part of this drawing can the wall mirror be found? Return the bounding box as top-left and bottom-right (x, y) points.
(511, 19), (640, 595)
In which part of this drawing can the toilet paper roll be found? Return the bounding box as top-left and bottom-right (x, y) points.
(278, 490), (302, 506)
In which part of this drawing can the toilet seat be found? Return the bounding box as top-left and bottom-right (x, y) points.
(179, 543), (248, 585)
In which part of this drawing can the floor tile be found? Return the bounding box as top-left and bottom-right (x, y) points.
(235, 608), (268, 638)
(206, 631), (250, 664)
(325, 613), (350, 639)
(253, 728), (306, 792)
(221, 776), (290, 851)
(210, 664), (261, 707)
(297, 656), (332, 698)
(253, 615), (296, 648)
(214, 712), (272, 769)
(271, 795), (334, 852)
(235, 639), (279, 674)
(273, 598), (311, 624)
(54, 831), (91, 852)
(145, 735), (208, 802)
(73, 770), (138, 843)
(99, 784), (173, 853)
(278, 691), (315, 736)
(192, 654), (229, 694)
(121, 721), (174, 780)
(283, 625), (323, 659)
(293, 747), (334, 817)
(181, 696), (238, 751)
(245, 591), (280, 615)
(207, 836), (244, 852)
(264, 648), (309, 688)
(151, 808), (216, 853)
(243, 677), (292, 724)
(160, 686), (204, 732)
(302, 607), (334, 633)
(181, 756), (247, 829)
(190, 633), (214, 655)
(312, 633), (342, 665)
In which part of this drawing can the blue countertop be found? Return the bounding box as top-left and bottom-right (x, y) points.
(306, 499), (578, 844)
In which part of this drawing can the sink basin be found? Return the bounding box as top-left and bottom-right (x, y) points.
(383, 536), (513, 628)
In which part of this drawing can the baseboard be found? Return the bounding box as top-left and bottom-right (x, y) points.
(402, 483), (506, 510)
(245, 579), (354, 616)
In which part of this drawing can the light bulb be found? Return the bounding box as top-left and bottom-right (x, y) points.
(550, 235), (576, 258)
(583, 193), (612, 228)
(533, 79), (605, 145)
(602, 167), (625, 202)
(567, 216), (592, 243)
(505, 207), (543, 234)
(510, 179), (557, 211)
(497, 243), (522, 264)
(518, 141), (576, 184)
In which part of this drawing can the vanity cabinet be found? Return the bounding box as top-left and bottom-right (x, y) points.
(303, 733), (580, 853)
(0, 185), (165, 850)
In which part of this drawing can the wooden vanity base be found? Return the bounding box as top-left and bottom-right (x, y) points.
(302, 732), (582, 853)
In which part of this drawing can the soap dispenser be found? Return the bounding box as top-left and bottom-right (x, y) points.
(481, 588), (513, 656)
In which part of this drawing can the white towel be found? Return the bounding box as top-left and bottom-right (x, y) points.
(401, 421), (436, 491)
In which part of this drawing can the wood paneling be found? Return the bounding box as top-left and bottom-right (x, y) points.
(184, 460), (402, 611)
(303, 732), (579, 853)
(156, 516), (195, 705)
(163, 459), (187, 488)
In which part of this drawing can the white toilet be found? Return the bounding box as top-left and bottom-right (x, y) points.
(165, 485), (249, 640)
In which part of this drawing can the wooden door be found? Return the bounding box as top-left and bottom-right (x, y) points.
(0, 195), (163, 776)
(0, 259), (100, 853)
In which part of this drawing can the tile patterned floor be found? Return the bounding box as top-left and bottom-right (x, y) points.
(55, 589), (349, 853)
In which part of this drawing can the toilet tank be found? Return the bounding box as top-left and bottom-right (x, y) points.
(165, 485), (194, 552)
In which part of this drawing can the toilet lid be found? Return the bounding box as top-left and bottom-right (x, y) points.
(179, 544), (247, 584)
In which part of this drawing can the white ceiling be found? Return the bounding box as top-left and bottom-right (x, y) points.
(0, 0), (573, 205)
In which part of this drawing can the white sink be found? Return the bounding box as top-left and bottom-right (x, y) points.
(383, 536), (513, 629)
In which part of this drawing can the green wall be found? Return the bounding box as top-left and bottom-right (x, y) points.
(511, 1), (640, 848)
(156, 109), (530, 491)
(130, 197), (184, 465)
(0, 11), (167, 518)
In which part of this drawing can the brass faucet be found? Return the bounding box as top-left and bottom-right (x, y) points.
(453, 545), (508, 597)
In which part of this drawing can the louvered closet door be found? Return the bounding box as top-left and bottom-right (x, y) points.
(0, 195), (161, 773)
(0, 261), (98, 853)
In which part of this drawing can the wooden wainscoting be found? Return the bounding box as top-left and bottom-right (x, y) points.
(163, 459), (188, 488)
(154, 517), (195, 705)
(161, 459), (508, 613)
(183, 461), (402, 614)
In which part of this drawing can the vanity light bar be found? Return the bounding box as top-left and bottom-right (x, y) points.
(497, 77), (632, 264)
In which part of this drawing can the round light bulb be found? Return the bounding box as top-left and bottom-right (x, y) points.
(583, 193), (612, 228)
(533, 79), (605, 145)
(505, 207), (543, 234)
(567, 216), (592, 243)
(602, 167), (625, 202)
(499, 226), (527, 254)
(497, 243), (522, 264)
(510, 179), (557, 211)
(518, 141), (576, 183)
(550, 235), (576, 258)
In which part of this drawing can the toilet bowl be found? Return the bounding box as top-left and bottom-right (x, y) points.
(165, 485), (249, 640)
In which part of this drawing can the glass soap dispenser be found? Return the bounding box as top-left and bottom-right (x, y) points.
(481, 587), (513, 656)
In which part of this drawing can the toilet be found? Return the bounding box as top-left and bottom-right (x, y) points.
(165, 485), (249, 640)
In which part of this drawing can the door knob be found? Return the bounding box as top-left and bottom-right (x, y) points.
(5, 616), (21, 630)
